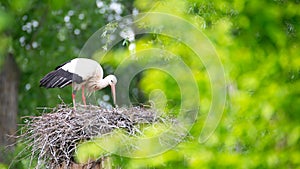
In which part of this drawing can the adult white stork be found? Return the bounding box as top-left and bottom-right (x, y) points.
(40, 58), (117, 108)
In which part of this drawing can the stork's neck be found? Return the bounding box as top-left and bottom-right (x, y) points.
(98, 77), (110, 89)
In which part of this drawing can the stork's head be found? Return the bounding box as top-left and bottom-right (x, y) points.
(105, 75), (117, 105)
(107, 75), (118, 86)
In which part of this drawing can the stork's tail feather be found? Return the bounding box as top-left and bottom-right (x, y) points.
(40, 69), (74, 88)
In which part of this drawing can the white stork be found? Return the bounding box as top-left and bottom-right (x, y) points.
(40, 58), (117, 108)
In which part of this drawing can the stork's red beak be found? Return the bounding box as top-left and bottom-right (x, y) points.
(110, 84), (116, 105)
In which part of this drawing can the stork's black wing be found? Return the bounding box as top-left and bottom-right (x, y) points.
(39, 68), (83, 88)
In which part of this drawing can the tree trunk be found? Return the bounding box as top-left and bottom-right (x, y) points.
(0, 53), (20, 163)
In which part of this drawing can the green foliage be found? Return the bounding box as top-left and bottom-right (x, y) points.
(1, 0), (299, 168)
(0, 163), (8, 169)
(75, 140), (107, 163)
(126, 0), (300, 168)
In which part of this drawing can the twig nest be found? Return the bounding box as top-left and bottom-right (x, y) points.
(20, 104), (163, 168)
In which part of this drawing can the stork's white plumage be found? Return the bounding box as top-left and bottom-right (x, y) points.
(40, 58), (117, 108)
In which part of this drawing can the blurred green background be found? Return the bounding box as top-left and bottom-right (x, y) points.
(0, 0), (299, 168)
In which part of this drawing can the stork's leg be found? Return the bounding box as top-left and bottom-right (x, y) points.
(81, 86), (86, 106)
(72, 90), (77, 109)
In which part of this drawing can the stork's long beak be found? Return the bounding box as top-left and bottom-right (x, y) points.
(110, 84), (116, 106)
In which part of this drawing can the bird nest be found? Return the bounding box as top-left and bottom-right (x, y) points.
(17, 104), (171, 169)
